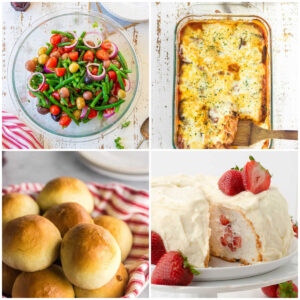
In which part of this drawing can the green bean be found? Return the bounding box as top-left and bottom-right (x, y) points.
(116, 71), (125, 90)
(54, 75), (76, 90)
(110, 64), (127, 78)
(57, 57), (62, 68)
(76, 45), (91, 51)
(98, 111), (103, 120)
(79, 50), (86, 61)
(44, 73), (57, 78)
(46, 44), (54, 56)
(60, 76), (63, 84)
(51, 30), (74, 39)
(61, 97), (69, 106)
(90, 91), (103, 108)
(57, 42), (72, 47)
(78, 61), (87, 65)
(70, 92), (75, 105)
(93, 100), (125, 111)
(102, 81), (108, 104)
(123, 69), (132, 74)
(109, 79), (114, 90)
(30, 91), (48, 107)
(80, 31), (86, 39)
(118, 51), (128, 69)
(98, 63), (103, 75)
(83, 118), (92, 123)
(46, 42), (50, 46)
(43, 91), (79, 125)
(83, 108), (90, 122)
(115, 105), (120, 113)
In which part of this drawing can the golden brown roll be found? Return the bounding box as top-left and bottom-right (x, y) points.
(75, 263), (128, 298)
(2, 263), (21, 296)
(44, 202), (94, 237)
(12, 265), (75, 298)
(94, 215), (133, 261)
(37, 177), (94, 213)
(2, 193), (40, 228)
(61, 223), (121, 290)
(3, 215), (61, 272)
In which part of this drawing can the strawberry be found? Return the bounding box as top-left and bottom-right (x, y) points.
(233, 236), (242, 248)
(151, 231), (166, 265)
(262, 284), (279, 297)
(292, 220), (298, 238)
(151, 251), (200, 286)
(220, 215), (230, 225)
(276, 281), (298, 298)
(242, 156), (271, 194)
(218, 169), (245, 196)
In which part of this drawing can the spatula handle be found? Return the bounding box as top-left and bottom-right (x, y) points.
(268, 130), (298, 140)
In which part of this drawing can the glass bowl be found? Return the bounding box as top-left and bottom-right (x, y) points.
(8, 9), (140, 141)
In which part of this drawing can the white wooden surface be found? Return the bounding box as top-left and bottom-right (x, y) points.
(2, 2), (149, 149)
(151, 2), (298, 149)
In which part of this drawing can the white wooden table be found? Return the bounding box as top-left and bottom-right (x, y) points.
(151, 2), (298, 149)
(2, 2), (149, 149)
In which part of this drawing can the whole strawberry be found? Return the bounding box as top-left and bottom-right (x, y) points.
(151, 251), (200, 286)
(292, 221), (298, 238)
(242, 156), (271, 194)
(151, 231), (166, 265)
(276, 281), (298, 298)
(262, 284), (278, 297)
(218, 169), (245, 196)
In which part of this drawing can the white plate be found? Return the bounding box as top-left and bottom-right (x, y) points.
(79, 151), (149, 175)
(101, 2), (149, 22)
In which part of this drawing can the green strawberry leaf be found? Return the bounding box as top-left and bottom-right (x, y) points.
(277, 281), (297, 298)
(179, 251), (201, 275)
(249, 155), (255, 161)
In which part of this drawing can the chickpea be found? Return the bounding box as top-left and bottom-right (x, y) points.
(83, 91), (93, 101)
(118, 89), (126, 99)
(38, 47), (48, 56)
(111, 60), (121, 68)
(108, 96), (118, 104)
(61, 53), (69, 60)
(50, 51), (60, 59)
(38, 54), (49, 65)
(69, 62), (79, 73)
(25, 60), (37, 72)
(73, 109), (82, 120)
(61, 36), (70, 43)
(76, 97), (86, 109)
(103, 60), (111, 69)
(86, 40), (95, 47)
(59, 87), (70, 98)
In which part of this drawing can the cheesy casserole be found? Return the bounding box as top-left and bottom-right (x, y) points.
(176, 19), (270, 149)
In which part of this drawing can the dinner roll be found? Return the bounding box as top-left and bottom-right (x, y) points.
(3, 215), (61, 272)
(94, 215), (133, 261)
(2, 263), (21, 296)
(12, 265), (75, 298)
(44, 202), (94, 237)
(61, 223), (121, 289)
(37, 177), (94, 213)
(2, 193), (40, 227)
(75, 263), (128, 298)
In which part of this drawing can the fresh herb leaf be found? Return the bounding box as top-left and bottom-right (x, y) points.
(121, 121), (130, 128)
(92, 21), (98, 28)
(114, 137), (124, 149)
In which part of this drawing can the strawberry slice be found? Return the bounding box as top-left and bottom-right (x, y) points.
(276, 281), (298, 298)
(242, 156), (271, 194)
(151, 251), (200, 286)
(262, 284), (279, 297)
(233, 236), (242, 248)
(220, 215), (230, 225)
(218, 169), (245, 196)
(292, 219), (298, 238)
(151, 231), (166, 265)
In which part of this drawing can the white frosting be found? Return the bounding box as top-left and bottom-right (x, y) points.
(152, 174), (294, 264)
(151, 182), (210, 267)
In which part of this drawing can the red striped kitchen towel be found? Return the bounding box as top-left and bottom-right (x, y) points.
(2, 182), (149, 298)
(2, 111), (43, 149)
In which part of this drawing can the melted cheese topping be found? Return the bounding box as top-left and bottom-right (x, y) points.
(178, 21), (267, 149)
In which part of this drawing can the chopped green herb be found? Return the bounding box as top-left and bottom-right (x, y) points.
(114, 137), (124, 149)
(121, 121), (130, 128)
(92, 21), (98, 28)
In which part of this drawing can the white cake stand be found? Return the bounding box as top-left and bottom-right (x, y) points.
(151, 258), (298, 298)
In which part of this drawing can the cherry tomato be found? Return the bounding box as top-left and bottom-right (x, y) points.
(91, 66), (98, 75)
(63, 46), (75, 53)
(113, 83), (120, 96)
(83, 50), (94, 62)
(45, 57), (58, 69)
(50, 34), (62, 46)
(108, 70), (117, 82)
(29, 91), (36, 97)
(101, 40), (112, 50)
(96, 49), (109, 60)
(55, 67), (66, 77)
(57, 47), (65, 55)
(68, 51), (79, 61)
(38, 83), (49, 92)
(59, 115), (72, 127)
(50, 105), (60, 115)
(88, 108), (97, 119)
(51, 91), (61, 100)
(103, 108), (115, 115)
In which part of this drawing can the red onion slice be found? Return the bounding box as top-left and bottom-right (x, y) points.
(80, 106), (88, 119)
(64, 31), (78, 50)
(103, 108), (115, 118)
(44, 66), (54, 74)
(108, 42), (118, 59)
(83, 32), (102, 49)
(124, 76), (131, 92)
(28, 72), (45, 92)
(86, 63), (106, 81)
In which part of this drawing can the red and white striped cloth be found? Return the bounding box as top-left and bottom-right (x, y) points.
(2, 182), (149, 298)
(2, 111), (43, 149)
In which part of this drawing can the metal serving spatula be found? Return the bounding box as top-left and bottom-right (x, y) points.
(233, 119), (298, 146)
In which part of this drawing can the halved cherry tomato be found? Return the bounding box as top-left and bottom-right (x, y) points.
(68, 51), (79, 61)
(103, 108), (115, 115)
(83, 50), (94, 62)
(91, 66), (98, 75)
(29, 91), (36, 97)
(38, 83), (49, 92)
(101, 40), (112, 50)
(59, 115), (72, 127)
(50, 34), (62, 46)
(57, 47), (65, 55)
(51, 91), (61, 100)
(50, 105), (60, 115)
(45, 57), (58, 69)
(112, 83), (120, 96)
(88, 108), (97, 119)
(96, 49), (109, 60)
(108, 70), (117, 82)
(55, 67), (66, 77)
